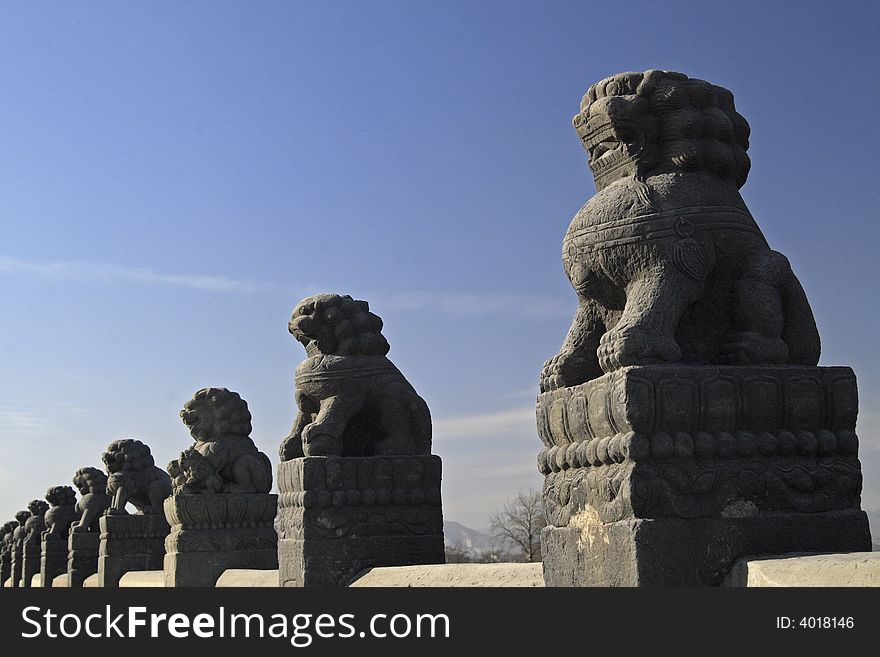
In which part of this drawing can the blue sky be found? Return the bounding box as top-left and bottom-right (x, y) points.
(0, 1), (878, 529)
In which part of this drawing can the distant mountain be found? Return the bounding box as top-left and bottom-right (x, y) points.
(444, 521), (493, 554)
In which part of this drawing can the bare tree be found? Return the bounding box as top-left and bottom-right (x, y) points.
(489, 489), (546, 562)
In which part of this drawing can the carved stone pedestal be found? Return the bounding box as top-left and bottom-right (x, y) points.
(68, 532), (100, 588)
(277, 456), (444, 587)
(163, 494), (278, 587)
(39, 536), (68, 588)
(10, 538), (24, 587)
(0, 548), (11, 587)
(98, 514), (169, 588)
(537, 365), (872, 586)
(21, 536), (42, 588)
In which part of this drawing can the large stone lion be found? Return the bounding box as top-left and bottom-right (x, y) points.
(70, 467), (111, 532)
(279, 294), (432, 460)
(540, 70), (820, 392)
(42, 485), (80, 540)
(171, 387), (272, 494)
(102, 439), (173, 515)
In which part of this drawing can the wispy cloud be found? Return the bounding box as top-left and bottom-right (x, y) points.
(0, 401), (89, 434)
(434, 406), (535, 438)
(0, 256), (263, 293)
(0, 408), (50, 432)
(379, 292), (573, 320)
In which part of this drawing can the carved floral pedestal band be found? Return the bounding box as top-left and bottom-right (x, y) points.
(39, 536), (68, 588)
(98, 514), (169, 588)
(277, 456), (445, 587)
(67, 531), (100, 588)
(163, 493), (278, 587)
(537, 365), (872, 586)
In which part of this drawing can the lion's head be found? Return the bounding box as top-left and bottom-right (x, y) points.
(289, 294), (389, 357)
(102, 439), (156, 474)
(180, 387), (252, 442)
(73, 467), (108, 496)
(573, 70), (751, 191)
(27, 499), (49, 517)
(45, 485), (77, 507)
(14, 510), (30, 526)
(1, 521), (17, 542)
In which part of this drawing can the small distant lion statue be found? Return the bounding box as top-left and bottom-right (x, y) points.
(170, 387), (272, 494)
(541, 70), (820, 392)
(102, 439), (173, 515)
(279, 294), (432, 460)
(70, 467), (111, 532)
(23, 500), (49, 541)
(42, 486), (80, 540)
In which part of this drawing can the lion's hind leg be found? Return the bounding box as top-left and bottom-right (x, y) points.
(541, 297), (606, 392)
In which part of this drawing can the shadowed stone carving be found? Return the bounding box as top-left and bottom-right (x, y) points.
(541, 70), (819, 392)
(537, 71), (871, 586)
(98, 440), (171, 587)
(0, 520), (18, 587)
(9, 509), (30, 587)
(39, 486), (80, 588)
(279, 294), (432, 461)
(67, 467), (111, 587)
(277, 294), (444, 586)
(20, 499), (49, 588)
(164, 388), (277, 587)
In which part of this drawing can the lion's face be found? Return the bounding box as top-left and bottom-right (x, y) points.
(180, 387), (252, 442)
(289, 294), (389, 357)
(73, 467), (108, 495)
(102, 439), (155, 473)
(573, 70), (751, 191)
(27, 499), (49, 517)
(46, 486), (77, 507)
(178, 448), (213, 482)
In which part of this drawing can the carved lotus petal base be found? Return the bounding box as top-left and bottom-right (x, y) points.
(537, 365), (872, 586)
(277, 456), (445, 587)
(67, 531), (100, 588)
(39, 537), (69, 588)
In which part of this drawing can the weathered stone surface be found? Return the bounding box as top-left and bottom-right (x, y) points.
(163, 493), (278, 587)
(725, 551), (880, 587)
(103, 439), (173, 515)
(537, 366), (871, 585)
(66, 467), (111, 587)
(541, 70), (820, 393)
(279, 294), (431, 461)
(20, 499), (49, 588)
(119, 570), (164, 587)
(350, 562), (545, 587)
(215, 568), (279, 587)
(168, 388), (273, 495)
(68, 531), (100, 588)
(98, 514), (169, 588)
(39, 485), (81, 588)
(163, 388), (278, 587)
(0, 520), (18, 587)
(537, 72), (870, 586)
(277, 456), (444, 586)
(9, 509), (31, 587)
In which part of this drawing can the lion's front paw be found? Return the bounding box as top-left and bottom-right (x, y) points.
(597, 328), (681, 372)
(301, 425), (343, 456)
(721, 331), (788, 365)
(540, 350), (597, 392)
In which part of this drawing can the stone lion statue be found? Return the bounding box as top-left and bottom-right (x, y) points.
(279, 293), (432, 460)
(102, 439), (173, 515)
(12, 510), (30, 543)
(71, 467), (111, 532)
(22, 500), (49, 542)
(42, 485), (80, 540)
(541, 70), (820, 392)
(171, 387), (272, 494)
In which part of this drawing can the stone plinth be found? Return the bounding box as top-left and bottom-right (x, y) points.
(537, 365), (872, 586)
(21, 537), (41, 588)
(10, 539), (24, 587)
(39, 536), (68, 588)
(277, 456), (444, 587)
(67, 531), (100, 588)
(0, 548), (11, 587)
(98, 514), (169, 588)
(163, 494), (278, 587)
